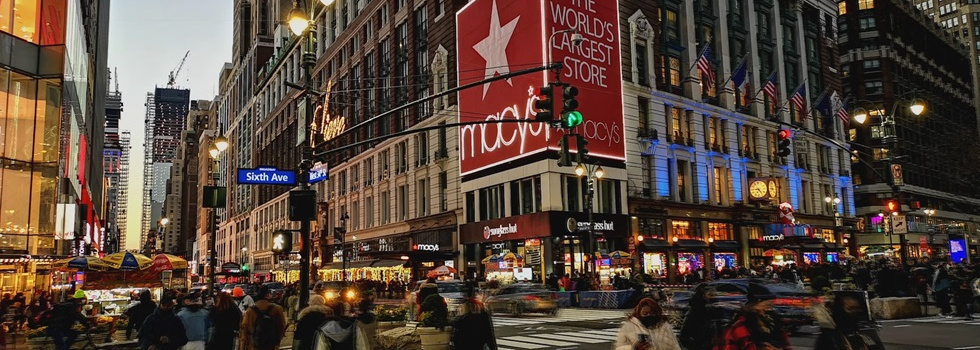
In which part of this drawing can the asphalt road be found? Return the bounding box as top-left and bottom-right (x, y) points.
(490, 309), (980, 350)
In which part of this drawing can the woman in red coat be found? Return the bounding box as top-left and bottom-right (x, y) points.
(719, 287), (792, 350)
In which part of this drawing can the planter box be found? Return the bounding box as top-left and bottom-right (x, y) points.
(416, 326), (452, 350)
(377, 321), (406, 333)
(870, 297), (922, 320)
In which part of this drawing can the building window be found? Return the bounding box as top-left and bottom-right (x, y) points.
(859, 18), (876, 30)
(398, 185), (408, 220)
(638, 97), (650, 133)
(635, 43), (650, 86)
(672, 221), (694, 240)
(676, 160), (688, 202)
(858, 0), (874, 10)
(708, 223), (733, 241)
(380, 191), (390, 224)
(415, 132), (429, 166)
(379, 150), (390, 181)
(479, 185), (505, 220)
(663, 8), (680, 43)
(417, 178), (429, 216)
(873, 148), (890, 160)
(365, 196), (374, 227)
(713, 167), (726, 205)
(870, 125), (884, 139)
(439, 172), (448, 212)
(863, 59), (880, 69)
(351, 201), (359, 230)
(864, 81), (883, 95)
(364, 159), (374, 187)
(511, 177), (542, 215)
(395, 141), (408, 173)
(838, 1), (847, 15)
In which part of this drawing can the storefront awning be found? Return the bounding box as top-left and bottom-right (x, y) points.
(711, 240), (740, 250)
(372, 259), (409, 268)
(321, 259), (410, 270)
(641, 239), (671, 248)
(675, 239), (709, 248)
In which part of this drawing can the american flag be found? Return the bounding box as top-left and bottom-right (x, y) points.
(697, 44), (716, 90)
(789, 84), (807, 112)
(836, 101), (850, 126)
(763, 72), (778, 101)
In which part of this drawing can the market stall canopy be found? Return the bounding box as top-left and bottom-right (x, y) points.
(82, 269), (163, 289)
(151, 254), (188, 272)
(501, 252), (523, 261)
(102, 251), (153, 271)
(53, 256), (110, 270)
(763, 249), (797, 257)
(426, 265), (457, 278)
(609, 251), (631, 259)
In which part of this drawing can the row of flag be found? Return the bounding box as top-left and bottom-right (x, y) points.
(695, 43), (852, 125)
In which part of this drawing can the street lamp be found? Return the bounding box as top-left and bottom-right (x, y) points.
(825, 196), (843, 258)
(851, 93), (926, 269)
(207, 135), (227, 296)
(288, 0), (334, 308)
(574, 162), (604, 275)
(339, 212), (350, 284)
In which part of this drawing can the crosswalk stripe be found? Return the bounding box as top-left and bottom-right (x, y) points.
(498, 348), (516, 350)
(581, 329), (619, 336)
(556, 331), (616, 340)
(530, 333), (610, 344)
(504, 335), (578, 347)
(496, 339), (547, 349)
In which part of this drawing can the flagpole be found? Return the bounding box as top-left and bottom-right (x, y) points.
(685, 44), (711, 83)
(752, 70), (777, 102)
(718, 54), (749, 93)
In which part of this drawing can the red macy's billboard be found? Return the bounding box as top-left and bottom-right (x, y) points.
(456, 0), (624, 176)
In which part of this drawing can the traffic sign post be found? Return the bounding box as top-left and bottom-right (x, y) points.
(309, 162), (329, 184)
(891, 164), (904, 186)
(237, 167), (298, 185)
(891, 215), (908, 235)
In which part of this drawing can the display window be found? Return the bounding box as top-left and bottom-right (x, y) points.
(803, 253), (821, 264)
(677, 252), (702, 275)
(713, 253), (737, 270)
(643, 252), (666, 278)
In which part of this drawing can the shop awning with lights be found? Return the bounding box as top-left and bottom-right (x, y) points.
(674, 239), (709, 248)
(711, 240), (740, 250)
(641, 239), (671, 249)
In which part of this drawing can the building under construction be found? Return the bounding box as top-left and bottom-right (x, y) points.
(141, 87), (191, 252)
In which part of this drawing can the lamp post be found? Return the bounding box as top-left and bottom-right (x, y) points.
(288, 0), (334, 308)
(574, 162), (604, 275)
(825, 196), (842, 260)
(339, 212), (349, 285)
(851, 94), (925, 269)
(206, 134), (228, 295)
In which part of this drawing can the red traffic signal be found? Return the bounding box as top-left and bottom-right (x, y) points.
(885, 199), (900, 213)
(778, 129), (792, 140)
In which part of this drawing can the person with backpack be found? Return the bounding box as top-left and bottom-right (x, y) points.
(233, 286), (256, 314)
(177, 294), (210, 350)
(125, 290), (157, 340)
(293, 295), (333, 350)
(138, 296), (188, 350)
(239, 285), (286, 350)
(44, 290), (92, 350)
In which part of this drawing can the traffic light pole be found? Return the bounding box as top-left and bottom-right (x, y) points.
(297, 24), (316, 309)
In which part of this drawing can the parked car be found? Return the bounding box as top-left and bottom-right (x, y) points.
(408, 280), (466, 317)
(484, 283), (558, 317)
(677, 279), (819, 331)
(262, 282), (286, 300)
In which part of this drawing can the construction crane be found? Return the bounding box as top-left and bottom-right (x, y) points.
(167, 50), (190, 88)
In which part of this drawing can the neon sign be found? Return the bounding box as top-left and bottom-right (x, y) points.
(311, 81), (347, 147)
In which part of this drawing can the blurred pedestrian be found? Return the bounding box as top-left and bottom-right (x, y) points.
(45, 290), (91, 350)
(125, 290), (157, 340)
(932, 262), (953, 317)
(233, 287), (256, 314)
(814, 293), (875, 350)
(354, 299), (377, 350)
(239, 286), (286, 350)
(286, 290), (299, 322)
(208, 293), (241, 350)
(720, 287), (791, 350)
(613, 297), (680, 350)
(452, 285), (497, 350)
(293, 295), (333, 350)
(138, 296), (188, 350)
(177, 294), (210, 350)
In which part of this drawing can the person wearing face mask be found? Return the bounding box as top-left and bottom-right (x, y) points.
(613, 297), (680, 350)
(721, 285), (792, 350)
(177, 294), (211, 350)
(813, 293), (880, 350)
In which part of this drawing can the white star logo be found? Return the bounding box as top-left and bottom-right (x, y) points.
(473, 0), (520, 100)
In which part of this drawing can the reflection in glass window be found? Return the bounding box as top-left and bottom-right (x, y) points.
(5, 72), (37, 162)
(12, 0), (39, 42)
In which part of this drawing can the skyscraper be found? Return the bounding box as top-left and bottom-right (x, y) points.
(120, 131), (132, 251)
(103, 70), (124, 254)
(142, 88), (191, 252)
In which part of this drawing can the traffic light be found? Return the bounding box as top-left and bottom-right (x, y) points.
(534, 85), (555, 122)
(271, 230), (292, 254)
(561, 86), (582, 128)
(333, 227), (346, 243)
(558, 134), (572, 167)
(909, 200), (921, 210)
(575, 134), (589, 163)
(885, 199), (900, 214)
(777, 129), (792, 157)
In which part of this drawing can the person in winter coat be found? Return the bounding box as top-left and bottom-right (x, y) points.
(45, 291), (92, 350)
(720, 288), (792, 350)
(451, 287), (497, 350)
(286, 290), (299, 322)
(613, 297), (680, 350)
(138, 297), (188, 350)
(176, 295), (211, 350)
(353, 298), (377, 350)
(679, 290), (729, 350)
(415, 278), (439, 320)
(125, 290), (157, 340)
(239, 286), (286, 350)
(233, 287), (256, 314)
(208, 293), (242, 350)
(813, 293), (876, 350)
(292, 295), (333, 350)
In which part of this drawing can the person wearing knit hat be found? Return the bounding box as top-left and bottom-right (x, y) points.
(293, 295), (334, 350)
(233, 286), (255, 314)
(45, 290), (93, 350)
(72, 290), (87, 300)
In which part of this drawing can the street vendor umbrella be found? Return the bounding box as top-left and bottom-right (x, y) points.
(609, 251), (632, 259)
(102, 251), (153, 271)
(481, 254), (499, 264)
(53, 256), (109, 270)
(426, 265), (457, 278)
(501, 252), (523, 261)
(151, 254), (188, 272)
